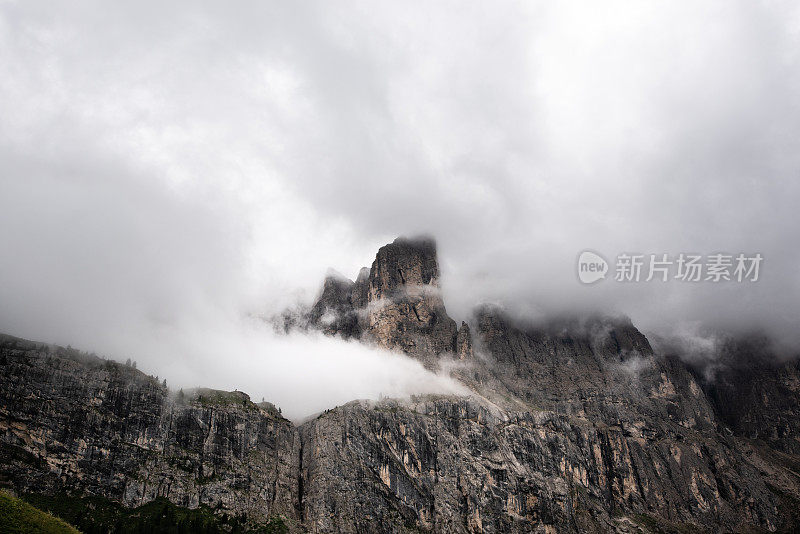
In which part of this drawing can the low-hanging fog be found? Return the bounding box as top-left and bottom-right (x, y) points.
(1, 1), (799, 418)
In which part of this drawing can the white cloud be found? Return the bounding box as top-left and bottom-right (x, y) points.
(1, 1), (799, 416)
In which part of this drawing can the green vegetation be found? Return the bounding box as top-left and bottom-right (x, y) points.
(261, 516), (288, 534)
(22, 493), (289, 534)
(188, 388), (257, 411)
(255, 401), (284, 419)
(0, 490), (80, 534)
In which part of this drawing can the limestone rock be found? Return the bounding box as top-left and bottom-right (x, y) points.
(5, 236), (800, 533)
(308, 271), (359, 339)
(297, 396), (784, 533)
(455, 322), (473, 360)
(300, 236), (459, 361)
(695, 336), (800, 455)
(0, 335), (300, 527)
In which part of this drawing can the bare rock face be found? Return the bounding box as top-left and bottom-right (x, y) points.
(291, 306), (799, 533)
(308, 271), (359, 339)
(455, 322), (473, 360)
(366, 237), (440, 299)
(298, 396), (786, 533)
(275, 238), (800, 532)
(0, 335), (300, 528)
(350, 267), (371, 309)
(299, 237), (459, 362)
(471, 306), (709, 419)
(4, 328), (798, 533)
(694, 336), (800, 455)
(4, 236), (800, 533)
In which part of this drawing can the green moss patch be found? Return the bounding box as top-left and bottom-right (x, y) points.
(186, 389), (258, 411)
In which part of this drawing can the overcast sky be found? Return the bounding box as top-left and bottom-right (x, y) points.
(1, 1), (799, 418)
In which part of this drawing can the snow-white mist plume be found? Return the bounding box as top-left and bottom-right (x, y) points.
(152, 318), (469, 422)
(1, 1), (799, 414)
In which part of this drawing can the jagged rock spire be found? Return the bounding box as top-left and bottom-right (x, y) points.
(367, 236), (441, 301)
(306, 236), (462, 362)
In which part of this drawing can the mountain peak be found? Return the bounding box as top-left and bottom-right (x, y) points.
(368, 236), (440, 300)
(298, 236), (458, 360)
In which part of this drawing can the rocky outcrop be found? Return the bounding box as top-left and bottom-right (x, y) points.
(0, 335), (300, 528)
(360, 238), (458, 360)
(694, 336), (800, 455)
(274, 237), (800, 532)
(471, 306), (711, 419)
(366, 237), (440, 300)
(4, 237), (800, 533)
(284, 236), (460, 363)
(455, 322), (473, 360)
(3, 330), (798, 532)
(307, 271), (360, 339)
(290, 304), (799, 532)
(298, 396), (788, 533)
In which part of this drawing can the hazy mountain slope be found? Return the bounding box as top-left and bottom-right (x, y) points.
(1, 237), (799, 532)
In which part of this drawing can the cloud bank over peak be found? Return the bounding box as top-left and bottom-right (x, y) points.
(1, 1), (799, 413)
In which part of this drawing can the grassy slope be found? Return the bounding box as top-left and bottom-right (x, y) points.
(0, 490), (80, 534)
(21, 493), (289, 534)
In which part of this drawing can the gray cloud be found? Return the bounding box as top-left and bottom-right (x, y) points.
(1, 1), (799, 417)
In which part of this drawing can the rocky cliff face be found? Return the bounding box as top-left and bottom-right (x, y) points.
(282, 237), (461, 364)
(299, 397), (785, 533)
(695, 336), (800, 456)
(294, 303), (796, 533)
(2, 237), (800, 533)
(308, 272), (360, 339)
(0, 336), (300, 528)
